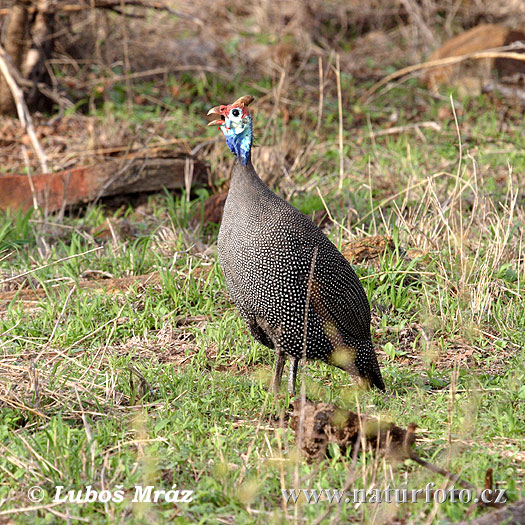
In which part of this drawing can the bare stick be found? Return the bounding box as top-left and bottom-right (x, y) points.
(9, 68), (71, 108)
(0, 502), (66, 517)
(0, 246), (103, 286)
(335, 54), (344, 191)
(371, 121), (441, 137)
(0, 43), (49, 173)
(403, 424), (477, 492)
(47, 285), (77, 343)
(359, 45), (525, 104)
(410, 452), (477, 492)
(293, 246), (318, 523)
(73, 65), (228, 89)
(0, 1), (204, 26)
(21, 146), (39, 212)
(483, 80), (525, 104)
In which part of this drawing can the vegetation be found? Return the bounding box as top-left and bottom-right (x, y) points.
(0, 1), (524, 523)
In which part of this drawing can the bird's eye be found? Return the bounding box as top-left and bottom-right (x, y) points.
(231, 108), (240, 118)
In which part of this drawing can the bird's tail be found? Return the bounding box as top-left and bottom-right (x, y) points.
(350, 339), (385, 391)
(330, 339), (386, 391)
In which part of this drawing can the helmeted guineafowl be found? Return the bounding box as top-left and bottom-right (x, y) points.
(207, 95), (385, 394)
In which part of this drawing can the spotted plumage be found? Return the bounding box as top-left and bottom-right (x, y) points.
(207, 96), (385, 393)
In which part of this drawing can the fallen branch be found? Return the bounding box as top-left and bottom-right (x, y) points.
(0, 246), (103, 286)
(483, 80), (525, 104)
(16, 75), (73, 110)
(71, 64), (228, 90)
(0, 43), (49, 173)
(457, 499), (525, 524)
(0, 1), (204, 27)
(369, 120), (441, 137)
(404, 424), (477, 492)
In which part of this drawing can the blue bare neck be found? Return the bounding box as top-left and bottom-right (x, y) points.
(223, 119), (252, 166)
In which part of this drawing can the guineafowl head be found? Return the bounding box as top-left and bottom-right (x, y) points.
(207, 95), (254, 166)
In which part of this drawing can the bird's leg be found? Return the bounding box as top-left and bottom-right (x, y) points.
(272, 348), (285, 394)
(288, 357), (298, 396)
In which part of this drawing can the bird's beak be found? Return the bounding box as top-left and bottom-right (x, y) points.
(207, 106), (224, 127)
(207, 106), (222, 117)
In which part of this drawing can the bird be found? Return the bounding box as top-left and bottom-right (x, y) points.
(207, 95), (385, 394)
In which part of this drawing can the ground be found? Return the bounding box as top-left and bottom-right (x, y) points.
(0, 2), (524, 523)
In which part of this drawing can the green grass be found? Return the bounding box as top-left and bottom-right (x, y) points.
(0, 73), (524, 524)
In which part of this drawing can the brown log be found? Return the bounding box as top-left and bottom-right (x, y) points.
(0, 155), (208, 212)
(457, 499), (525, 525)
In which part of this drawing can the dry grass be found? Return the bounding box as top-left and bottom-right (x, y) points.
(0, 1), (524, 523)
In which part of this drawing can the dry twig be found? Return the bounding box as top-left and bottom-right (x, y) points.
(359, 45), (525, 103)
(0, 43), (49, 173)
(0, 1), (204, 27)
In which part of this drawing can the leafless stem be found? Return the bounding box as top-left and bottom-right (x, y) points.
(335, 54), (344, 191)
(0, 246), (103, 286)
(0, 43), (49, 173)
(0, 0), (204, 27)
(293, 245), (318, 522)
(360, 44), (525, 103)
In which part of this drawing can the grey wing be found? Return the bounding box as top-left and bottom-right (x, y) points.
(277, 206), (372, 341)
(245, 316), (275, 349)
(313, 239), (371, 341)
(220, 260), (276, 350)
